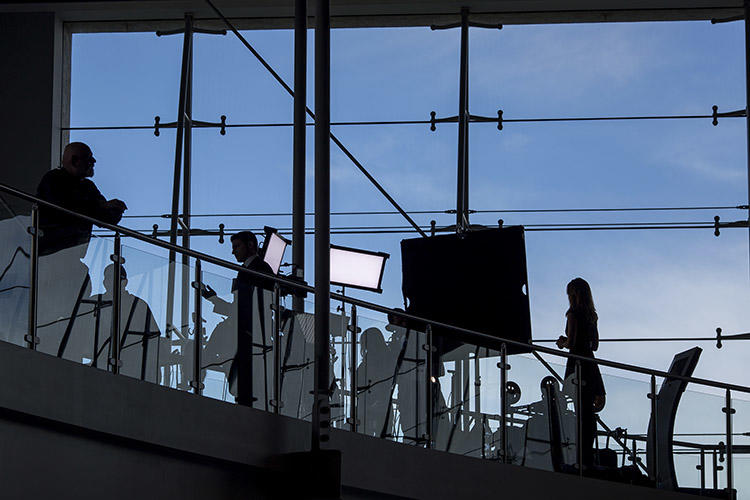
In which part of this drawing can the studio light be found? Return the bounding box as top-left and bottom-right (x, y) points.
(330, 244), (389, 293)
(261, 226), (290, 275)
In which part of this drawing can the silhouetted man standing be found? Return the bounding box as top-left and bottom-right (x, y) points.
(203, 231), (274, 406)
(36, 142), (127, 255)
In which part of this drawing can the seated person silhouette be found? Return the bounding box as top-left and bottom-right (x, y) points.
(383, 310), (450, 446)
(99, 264), (161, 382)
(556, 277), (606, 471)
(356, 327), (398, 437)
(386, 310), (423, 441)
(34, 142), (127, 356)
(201, 231), (274, 407)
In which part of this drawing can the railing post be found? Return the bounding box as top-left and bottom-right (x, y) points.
(474, 349), (481, 422)
(312, 0), (331, 451)
(348, 304), (358, 432)
(723, 389), (735, 498)
(292, 0), (307, 314)
(481, 414), (486, 459)
(272, 283), (282, 414)
(191, 259), (203, 395)
(25, 204), (40, 350)
(109, 233), (122, 375)
(499, 342), (508, 463)
(713, 449), (720, 490)
(455, 6), (470, 231)
(648, 374), (660, 484)
(697, 449), (706, 492)
(744, 0), (750, 282)
(424, 324), (434, 449)
(575, 359), (583, 476)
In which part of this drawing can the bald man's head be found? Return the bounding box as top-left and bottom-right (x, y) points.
(62, 142), (95, 178)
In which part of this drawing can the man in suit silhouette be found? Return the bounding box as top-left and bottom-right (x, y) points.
(202, 231), (274, 406)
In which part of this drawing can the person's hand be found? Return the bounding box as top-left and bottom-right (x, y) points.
(201, 284), (217, 299)
(556, 335), (568, 349)
(107, 199), (128, 213)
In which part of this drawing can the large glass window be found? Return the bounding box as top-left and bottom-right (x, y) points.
(59, 20), (750, 488)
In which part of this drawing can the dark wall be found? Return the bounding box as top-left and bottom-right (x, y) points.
(0, 412), (265, 500)
(0, 12), (65, 217)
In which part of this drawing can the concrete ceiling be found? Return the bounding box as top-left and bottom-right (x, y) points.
(0, 0), (744, 30)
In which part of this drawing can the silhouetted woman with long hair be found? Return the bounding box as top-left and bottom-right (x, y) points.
(557, 277), (606, 470)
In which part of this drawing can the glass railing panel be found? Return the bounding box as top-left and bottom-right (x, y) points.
(498, 352), (575, 470)
(673, 387), (728, 492)
(273, 298), (316, 420)
(594, 370), (653, 475)
(36, 233), (115, 365)
(467, 345), (505, 461)
(353, 310), (395, 438)
(381, 317), (426, 446)
(736, 457), (750, 500)
(198, 259), (315, 415)
(156, 254), (283, 412)
(351, 308), (427, 445)
(433, 340), (496, 459)
(199, 266), (240, 404)
(732, 396), (750, 499)
(328, 300), (350, 430)
(0, 194), (31, 347)
(119, 243), (195, 390)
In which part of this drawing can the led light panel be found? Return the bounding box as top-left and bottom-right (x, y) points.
(330, 244), (389, 293)
(263, 232), (288, 274)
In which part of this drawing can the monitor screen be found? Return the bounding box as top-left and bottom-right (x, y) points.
(263, 232), (288, 274)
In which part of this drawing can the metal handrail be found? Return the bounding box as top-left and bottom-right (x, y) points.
(2, 180), (750, 395)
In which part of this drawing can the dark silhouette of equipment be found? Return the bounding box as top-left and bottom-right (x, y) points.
(543, 376), (566, 472)
(400, 226), (532, 354)
(645, 347), (716, 495)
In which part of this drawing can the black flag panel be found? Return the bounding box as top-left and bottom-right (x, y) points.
(400, 227), (532, 355)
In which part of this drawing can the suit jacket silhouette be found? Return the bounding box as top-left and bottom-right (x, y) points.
(231, 256), (274, 406)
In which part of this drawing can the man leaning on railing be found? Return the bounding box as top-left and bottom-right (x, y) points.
(36, 142), (127, 256)
(32, 142), (128, 361)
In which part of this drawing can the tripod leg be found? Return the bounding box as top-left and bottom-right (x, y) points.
(92, 294), (102, 368)
(140, 308), (152, 381)
(258, 291), (269, 411)
(57, 274), (90, 358)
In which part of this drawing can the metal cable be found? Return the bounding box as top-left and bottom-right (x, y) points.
(535, 336), (722, 343)
(61, 111), (745, 132)
(120, 204), (747, 219)
(95, 220), (741, 236)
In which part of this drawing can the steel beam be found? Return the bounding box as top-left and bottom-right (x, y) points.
(313, 0), (331, 451)
(181, 23), (194, 339)
(745, 2), (750, 282)
(293, 0), (308, 313)
(166, 14), (193, 340)
(26, 205), (39, 350)
(456, 7), (470, 231)
(110, 233), (122, 375)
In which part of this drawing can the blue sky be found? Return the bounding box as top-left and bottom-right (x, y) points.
(69, 20), (750, 394)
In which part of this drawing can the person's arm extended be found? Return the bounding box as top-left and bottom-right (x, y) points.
(209, 295), (233, 316)
(201, 284), (233, 316)
(83, 181), (127, 224)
